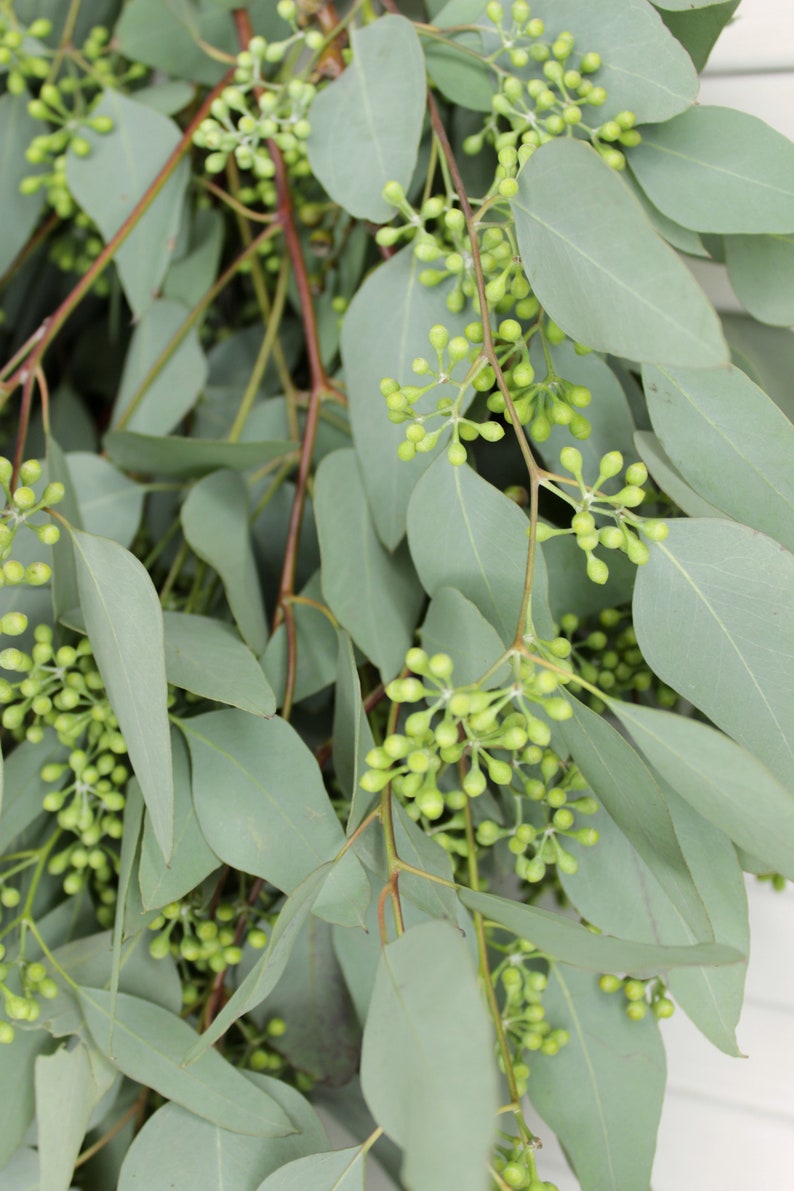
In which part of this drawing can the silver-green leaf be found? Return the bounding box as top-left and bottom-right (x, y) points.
(307, 15), (425, 222)
(512, 138), (727, 366)
(70, 528), (173, 860)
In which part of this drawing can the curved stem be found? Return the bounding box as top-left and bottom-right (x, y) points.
(426, 93), (543, 650)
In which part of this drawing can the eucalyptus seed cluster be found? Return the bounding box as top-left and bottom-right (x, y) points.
(0, 625), (130, 917)
(360, 649), (600, 887)
(496, 941), (570, 1094)
(0, 947), (59, 1045)
(475, 747), (599, 886)
(381, 317), (595, 468)
(193, 34), (317, 207)
(150, 890), (277, 994)
(561, 607), (678, 713)
(0, 456), (62, 607)
(381, 322), (505, 466)
(538, 447), (669, 585)
(467, 3), (640, 178)
(0, 15), (52, 95)
(598, 972), (675, 1022)
(244, 1015), (289, 1078)
(493, 1135), (558, 1191)
(19, 24), (145, 217)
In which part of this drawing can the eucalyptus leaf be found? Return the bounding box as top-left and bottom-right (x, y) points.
(528, 964), (665, 1191)
(46, 436), (82, 625)
(163, 612), (275, 716)
(0, 734), (64, 854)
(633, 431), (724, 520)
(512, 138), (727, 366)
(104, 430), (295, 479)
(118, 1084), (327, 1191)
(181, 469), (268, 655)
(78, 988), (296, 1137)
(70, 528), (173, 860)
(138, 729), (218, 910)
(632, 519), (794, 787)
(185, 863), (332, 1061)
(629, 106), (794, 234)
(419, 587), (508, 688)
(558, 696), (713, 939)
(656, 0), (741, 72)
(0, 1026), (54, 1169)
(182, 710), (343, 892)
(724, 234), (794, 328)
(315, 450), (424, 679)
(110, 298), (207, 435)
(255, 1145), (366, 1191)
(115, 0), (291, 85)
(459, 888), (740, 973)
(560, 799), (748, 1055)
(312, 849), (371, 930)
(164, 206), (224, 306)
(66, 452), (144, 548)
(341, 247), (469, 549)
(642, 364), (794, 550)
(332, 630), (377, 830)
(407, 455), (551, 645)
(307, 15), (425, 222)
(360, 921), (498, 1191)
(610, 701), (794, 880)
(65, 91), (189, 315)
(35, 1042), (114, 1191)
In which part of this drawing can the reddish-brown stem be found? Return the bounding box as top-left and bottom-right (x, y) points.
(0, 73), (233, 404)
(233, 8), (338, 720)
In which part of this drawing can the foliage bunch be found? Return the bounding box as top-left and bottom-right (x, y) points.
(0, 1), (792, 1189)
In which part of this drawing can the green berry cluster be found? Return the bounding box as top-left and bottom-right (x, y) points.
(376, 195), (598, 446)
(496, 942), (570, 1086)
(0, 15), (52, 96)
(360, 650), (603, 886)
(147, 892), (273, 976)
(599, 973), (675, 1022)
(19, 25), (145, 217)
(360, 647), (576, 803)
(381, 323), (505, 466)
(484, 317), (594, 443)
(193, 36), (318, 207)
(494, 1155), (558, 1191)
(0, 626), (131, 915)
(560, 607), (678, 713)
(0, 947), (58, 1045)
(244, 1015), (289, 1078)
(475, 749), (599, 887)
(0, 457), (63, 608)
(538, 447), (669, 585)
(464, 4), (639, 176)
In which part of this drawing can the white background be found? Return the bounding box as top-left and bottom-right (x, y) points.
(360, 1), (794, 1187)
